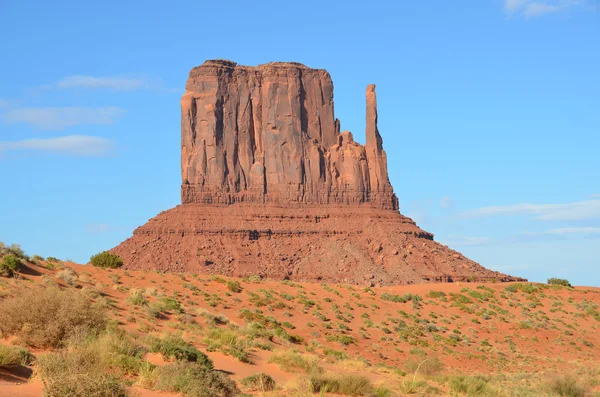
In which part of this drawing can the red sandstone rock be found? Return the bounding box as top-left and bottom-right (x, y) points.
(111, 60), (525, 285)
(180, 60), (397, 209)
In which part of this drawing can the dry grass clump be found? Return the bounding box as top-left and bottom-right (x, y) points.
(310, 373), (374, 395)
(152, 360), (239, 397)
(55, 267), (79, 286)
(268, 349), (321, 373)
(547, 374), (587, 397)
(0, 344), (33, 367)
(37, 332), (132, 397)
(0, 287), (107, 347)
(241, 372), (276, 392)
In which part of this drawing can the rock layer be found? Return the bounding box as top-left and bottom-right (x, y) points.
(112, 60), (525, 285)
(180, 60), (397, 209)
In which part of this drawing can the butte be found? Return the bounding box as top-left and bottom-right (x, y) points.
(112, 60), (523, 286)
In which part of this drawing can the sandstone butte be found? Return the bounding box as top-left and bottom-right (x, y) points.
(112, 60), (524, 286)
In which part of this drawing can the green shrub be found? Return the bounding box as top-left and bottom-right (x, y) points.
(310, 373), (374, 395)
(0, 254), (22, 277)
(325, 334), (355, 346)
(0, 287), (107, 348)
(148, 335), (212, 367)
(154, 360), (238, 397)
(226, 280), (243, 293)
(90, 251), (123, 269)
(0, 344), (34, 367)
(548, 278), (572, 287)
(241, 372), (276, 391)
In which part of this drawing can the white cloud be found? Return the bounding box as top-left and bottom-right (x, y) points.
(524, 227), (600, 236)
(440, 196), (455, 209)
(54, 76), (147, 91)
(439, 235), (491, 247)
(1, 106), (124, 130)
(85, 224), (111, 233)
(504, 0), (585, 18)
(0, 135), (115, 156)
(459, 200), (600, 221)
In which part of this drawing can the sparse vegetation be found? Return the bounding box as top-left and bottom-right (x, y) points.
(0, 254), (22, 277)
(90, 251), (124, 269)
(0, 287), (107, 347)
(548, 278), (572, 287)
(241, 372), (276, 391)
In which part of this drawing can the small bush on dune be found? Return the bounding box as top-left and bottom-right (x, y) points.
(154, 360), (238, 397)
(548, 278), (572, 287)
(226, 280), (243, 293)
(268, 349), (321, 373)
(310, 373), (374, 395)
(37, 337), (131, 397)
(241, 372), (276, 391)
(0, 287), (107, 348)
(449, 375), (499, 396)
(548, 374), (586, 397)
(148, 334), (212, 367)
(404, 356), (444, 376)
(55, 268), (79, 286)
(90, 251), (124, 269)
(0, 344), (34, 367)
(0, 254), (22, 277)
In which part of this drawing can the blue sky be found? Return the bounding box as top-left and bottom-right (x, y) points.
(0, 1), (598, 285)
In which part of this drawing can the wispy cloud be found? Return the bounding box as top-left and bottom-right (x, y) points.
(0, 135), (115, 156)
(459, 200), (600, 221)
(40, 75), (179, 93)
(52, 76), (148, 91)
(1, 106), (124, 130)
(0, 99), (9, 108)
(440, 196), (455, 209)
(523, 227), (600, 236)
(504, 0), (585, 18)
(85, 224), (111, 233)
(439, 235), (491, 247)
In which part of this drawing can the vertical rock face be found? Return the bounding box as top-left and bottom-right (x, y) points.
(180, 60), (398, 209)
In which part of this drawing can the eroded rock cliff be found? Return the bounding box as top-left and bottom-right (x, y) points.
(180, 60), (397, 209)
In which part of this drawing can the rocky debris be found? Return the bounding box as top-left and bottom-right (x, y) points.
(111, 60), (525, 285)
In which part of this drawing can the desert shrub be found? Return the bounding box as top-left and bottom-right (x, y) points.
(55, 268), (79, 286)
(449, 375), (498, 396)
(548, 374), (586, 397)
(46, 256), (61, 263)
(198, 308), (229, 325)
(154, 360), (238, 397)
(310, 373), (374, 395)
(0, 254), (22, 277)
(0, 243), (28, 259)
(226, 280), (242, 293)
(404, 356), (444, 376)
(0, 287), (107, 348)
(241, 372), (276, 391)
(160, 296), (183, 313)
(268, 349), (321, 373)
(0, 344), (34, 367)
(325, 334), (355, 346)
(548, 278), (572, 287)
(37, 336), (131, 397)
(148, 335), (212, 367)
(90, 251), (123, 269)
(203, 327), (250, 362)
